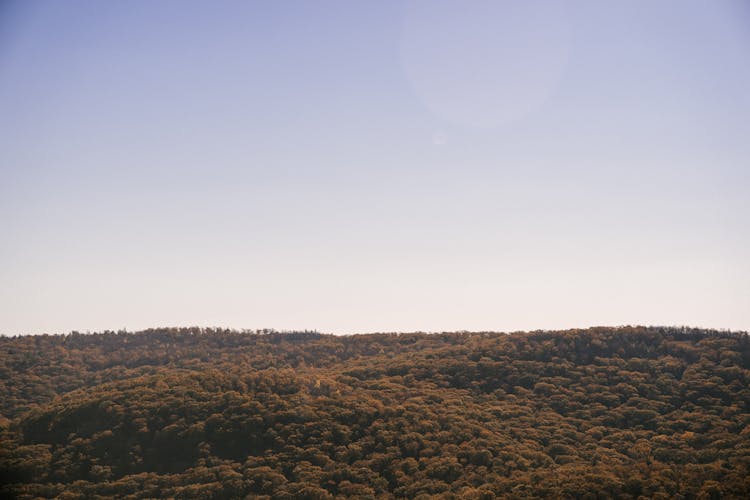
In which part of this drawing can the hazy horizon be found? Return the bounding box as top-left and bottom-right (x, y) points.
(1, 0), (749, 335)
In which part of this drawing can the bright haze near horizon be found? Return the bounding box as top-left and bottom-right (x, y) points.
(1, 0), (749, 335)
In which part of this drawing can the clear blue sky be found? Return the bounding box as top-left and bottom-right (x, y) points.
(1, 0), (749, 334)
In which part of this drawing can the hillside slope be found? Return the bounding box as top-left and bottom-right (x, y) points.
(1, 326), (749, 498)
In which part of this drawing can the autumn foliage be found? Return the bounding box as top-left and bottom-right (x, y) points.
(1, 326), (749, 498)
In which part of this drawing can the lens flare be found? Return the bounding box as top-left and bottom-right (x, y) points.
(401, 0), (570, 127)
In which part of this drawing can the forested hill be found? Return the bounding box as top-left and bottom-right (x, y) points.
(2, 327), (750, 499)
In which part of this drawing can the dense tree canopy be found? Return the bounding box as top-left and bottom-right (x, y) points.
(1, 326), (749, 498)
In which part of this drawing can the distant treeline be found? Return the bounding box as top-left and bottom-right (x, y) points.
(1, 326), (749, 498)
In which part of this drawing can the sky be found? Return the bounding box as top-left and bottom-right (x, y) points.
(1, 0), (749, 335)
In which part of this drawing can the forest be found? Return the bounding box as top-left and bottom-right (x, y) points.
(1, 326), (749, 499)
